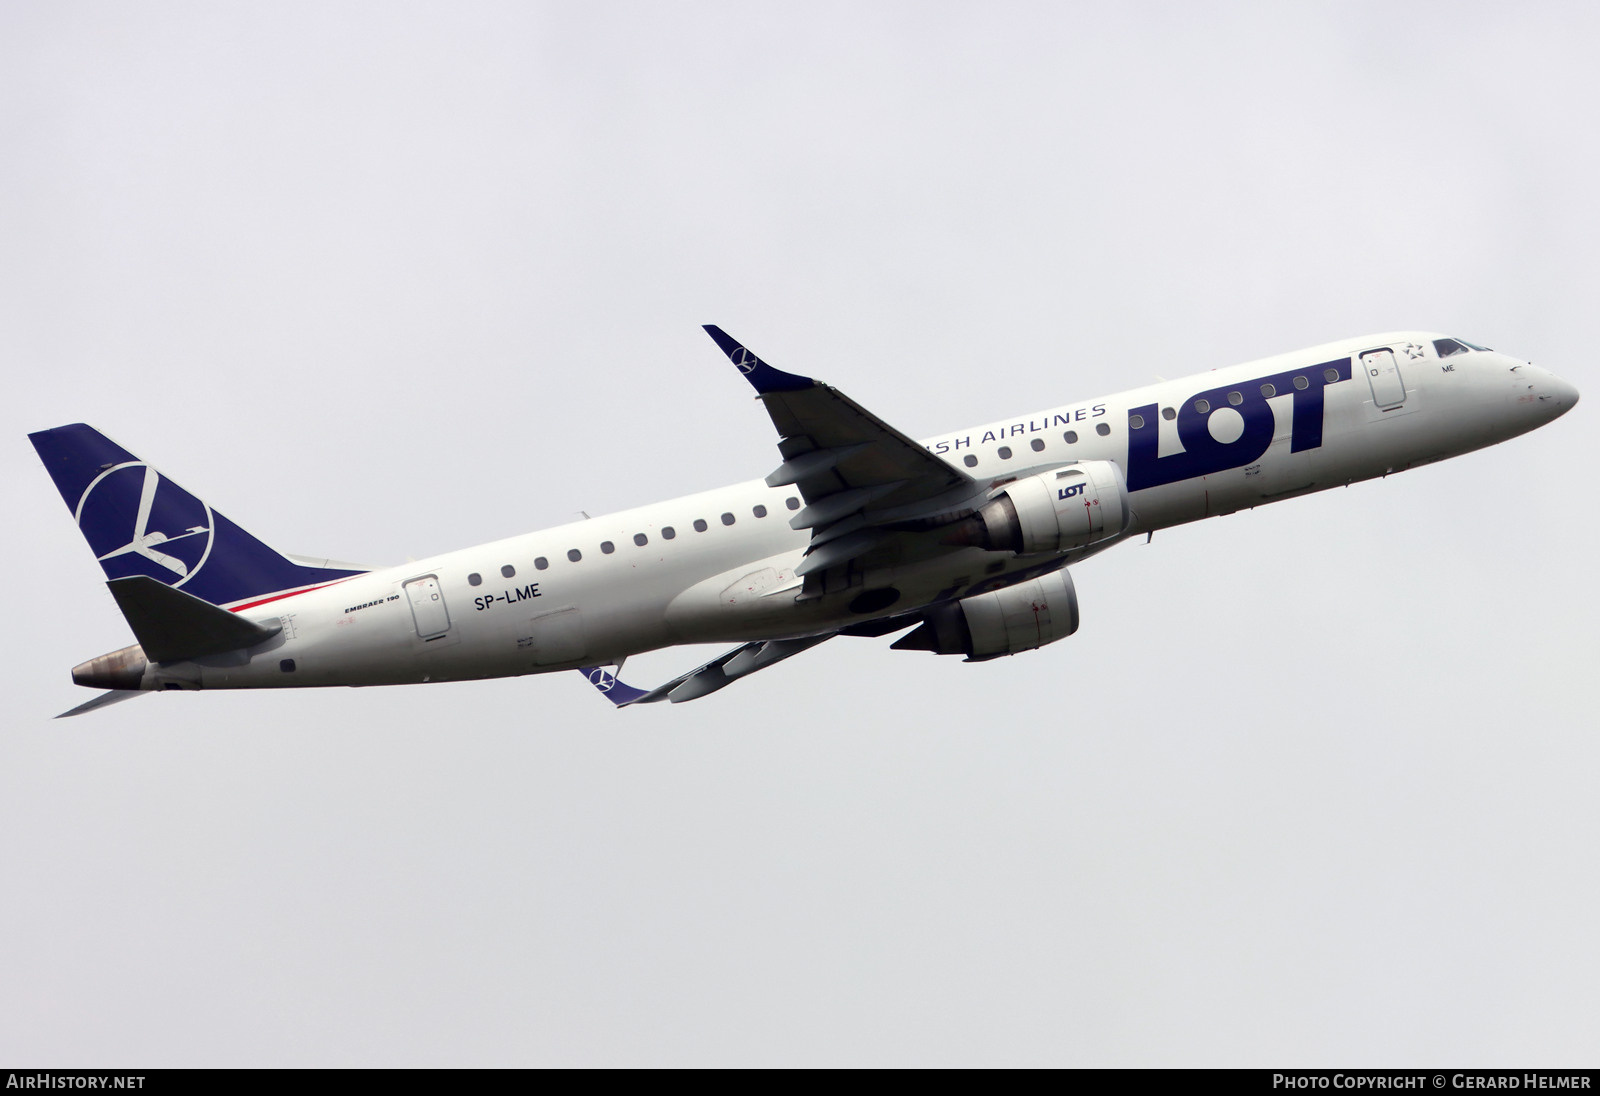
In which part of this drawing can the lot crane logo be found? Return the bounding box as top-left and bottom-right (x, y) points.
(74, 463), (214, 586)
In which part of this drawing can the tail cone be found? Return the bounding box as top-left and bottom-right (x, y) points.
(72, 644), (148, 690)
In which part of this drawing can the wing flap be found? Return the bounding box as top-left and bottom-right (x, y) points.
(764, 443), (870, 487)
(793, 530), (887, 576)
(789, 482), (904, 530)
(758, 384), (970, 508)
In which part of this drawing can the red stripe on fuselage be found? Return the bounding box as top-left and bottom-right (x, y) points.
(226, 577), (355, 613)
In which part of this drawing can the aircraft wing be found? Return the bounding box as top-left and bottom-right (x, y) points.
(703, 326), (982, 587)
(579, 633), (834, 707)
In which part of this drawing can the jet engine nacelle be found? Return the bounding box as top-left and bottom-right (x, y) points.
(973, 460), (1129, 555)
(891, 568), (1080, 661)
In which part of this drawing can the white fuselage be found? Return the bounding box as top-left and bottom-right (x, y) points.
(151, 332), (1575, 693)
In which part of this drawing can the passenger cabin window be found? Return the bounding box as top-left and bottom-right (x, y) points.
(634, 533), (648, 546)
(721, 512), (735, 525)
(1031, 438), (1046, 451)
(753, 504), (767, 518)
(501, 564), (515, 578)
(785, 497), (800, 510)
(567, 549), (582, 562)
(1161, 406), (1176, 420)
(1323, 367), (1339, 383)
(1129, 414), (1145, 429)
(963, 454), (979, 467)
(1095, 422), (1111, 436)
(1293, 376), (1309, 390)
(1063, 430), (1078, 443)
(468, 573), (482, 586)
(1194, 399), (1210, 414)
(601, 541), (615, 554)
(997, 446), (1012, 459)
(1434, 337), (1472, 358)
(693, 519), (708, 532)
(534, 557), (548, 570)
(662, 526), (676, 539)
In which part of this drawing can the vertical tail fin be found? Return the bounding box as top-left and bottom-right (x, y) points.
(30, 423), (367, 608)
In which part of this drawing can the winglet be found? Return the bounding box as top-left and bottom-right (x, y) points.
(578, 666), (650, 707)
(702, 325), (815, 394)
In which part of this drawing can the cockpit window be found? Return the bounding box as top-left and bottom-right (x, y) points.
(1435, 337), (1491, 357)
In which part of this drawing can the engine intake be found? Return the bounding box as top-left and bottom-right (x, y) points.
(891, 568), (1079, 661)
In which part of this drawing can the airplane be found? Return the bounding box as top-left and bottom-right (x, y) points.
(31, 326), (1578, 717)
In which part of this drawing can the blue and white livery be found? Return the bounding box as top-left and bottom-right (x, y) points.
(31, 327), (1578, 715)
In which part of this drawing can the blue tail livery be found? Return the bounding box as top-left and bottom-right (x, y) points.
(30, 424), (368, 609)
(29, 328), (1578, 715)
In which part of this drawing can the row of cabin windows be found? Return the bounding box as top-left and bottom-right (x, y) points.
(1134, 370), (1333, 428)
(463, 498), (795, 584)
(959, 367), (1341, 460)
(469, 363), (1345, 577)
(958, 422), (1116, 467)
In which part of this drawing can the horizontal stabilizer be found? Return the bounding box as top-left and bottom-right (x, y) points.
(107, 576), (282, 663)
(56, 689), (151, 719)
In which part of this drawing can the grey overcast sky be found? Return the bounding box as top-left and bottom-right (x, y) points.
(3, 1), (1596, 1067)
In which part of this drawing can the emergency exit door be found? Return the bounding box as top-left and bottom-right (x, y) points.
(1361, 348), (1407, 408)
(404, 575), (451, 638)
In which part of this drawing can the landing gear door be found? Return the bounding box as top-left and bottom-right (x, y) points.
(1362, 348), (1406, 408)
(404, 575), (452, 639)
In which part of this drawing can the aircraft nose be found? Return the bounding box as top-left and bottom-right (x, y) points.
(1539, 370), (1580, 419)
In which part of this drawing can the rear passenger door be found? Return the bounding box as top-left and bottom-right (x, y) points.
(403, 575), (452, 640)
